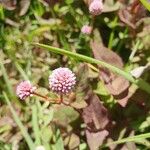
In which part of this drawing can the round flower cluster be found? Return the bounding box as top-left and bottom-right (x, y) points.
(49, 67), (76, 94)
(89, 0), (103, 16)
(16, 81), (36, 100)
(81, 25), (92, 35)
(16, 68), (76, 100)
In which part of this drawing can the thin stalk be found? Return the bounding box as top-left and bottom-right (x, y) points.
(108, 17), (118, 49)
(60, 94), (63, 103)
(108, 31), (115, 49)
(101, 132), (150, 148)
(129, 40), (140, 61)
(32, 105), (41, 145)
(15, 62), (29, 80)
(116, 27), (128, 53)
(33, 92), (57, 103)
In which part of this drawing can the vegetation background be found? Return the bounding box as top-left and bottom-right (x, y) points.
(0, 0), (150, 149)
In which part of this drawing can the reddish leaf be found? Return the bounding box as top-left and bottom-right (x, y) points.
(86, 129), (109, 150)
(114, 89), (132, 107)
(91, 41), (130, 107)
(82, 92), (109, 131)
(104, 76), (129, 96)
(91, 41), (123, 68)
(1, 0), (16, 10)
(118, 1), (146, 30)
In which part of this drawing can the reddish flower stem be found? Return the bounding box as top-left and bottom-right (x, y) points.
(60, 94), (63, 103)
(32, 92), (81, 115)
(33, 92), (58, 103)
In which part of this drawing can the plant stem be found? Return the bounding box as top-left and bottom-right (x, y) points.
(33, 92), (57, 103)
(60, 94), (63, 103)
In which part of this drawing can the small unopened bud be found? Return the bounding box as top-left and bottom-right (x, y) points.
(81, 25), (92, 35)
(130, 65), (149, 78)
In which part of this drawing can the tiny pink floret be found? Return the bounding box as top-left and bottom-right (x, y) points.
(16, 80), (36, 100)
(89, 0), (103, 16)
(81, 25), (92, 35)
(49, 68), (76, 94)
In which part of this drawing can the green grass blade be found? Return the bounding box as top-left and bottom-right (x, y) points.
(34, 43), (150, 94)
(53, 129), (64, 150)
(0, 61), (14, 97)
(3, 92), (35, 150)
(102, 132), (150, 148)
(32, 105), (41, 145)
(15, 62), (29, 80)
(139, 0), (150, 12)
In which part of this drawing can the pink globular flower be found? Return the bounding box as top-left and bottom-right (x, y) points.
(89, 0), (103, 16)
(16, 80), (36, 100)
(81, 25), (92, 35)
(49, 67), (76, 94)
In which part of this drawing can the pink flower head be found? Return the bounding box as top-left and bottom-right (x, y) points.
(49, 67), (76, 94)
(81, 25), (92, 35)
(89, 0), (103, 16)
(16, 80), (36, 100)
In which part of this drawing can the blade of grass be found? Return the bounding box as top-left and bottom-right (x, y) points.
(139, 0), (150, 12)
(108, 17), (118, 49)
(3, 92), (35, 150)
(32, 105), (41, 145)
(0, 125), (11, 134)
(0, 60), (14, 97)
(34, 43), (150, 94)
(0, 5), (5, 20)
(101, 132), (150, 148)
(15, 62), (29, 80)
(53, 129), (64, 150)
(116, 27), (128, 53)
